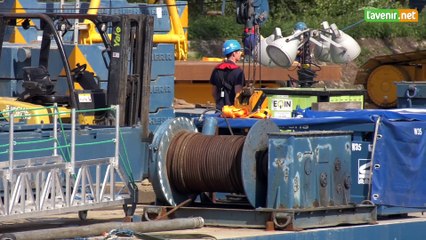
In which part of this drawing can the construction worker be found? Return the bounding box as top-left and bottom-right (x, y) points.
(290, 21), (317, 87)
(210, 39), (246, 110)
(294, 21), (307, 32)
(293, 21), (309, 64)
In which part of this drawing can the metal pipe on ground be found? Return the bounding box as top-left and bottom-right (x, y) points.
(5, 217), (205, 240)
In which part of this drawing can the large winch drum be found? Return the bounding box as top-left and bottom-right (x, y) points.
(150, 117), (279, 207)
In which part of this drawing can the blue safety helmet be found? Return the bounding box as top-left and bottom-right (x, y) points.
(222, 39), (242, 56)
(294, 21), (307, 31)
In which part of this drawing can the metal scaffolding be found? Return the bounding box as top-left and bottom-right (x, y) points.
(0, 105), (135, 222)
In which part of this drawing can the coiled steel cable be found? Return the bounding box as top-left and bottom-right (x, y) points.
(167, 131), (246, 194)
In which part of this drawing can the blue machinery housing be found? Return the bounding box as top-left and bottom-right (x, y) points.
(190, 109), (426, 215)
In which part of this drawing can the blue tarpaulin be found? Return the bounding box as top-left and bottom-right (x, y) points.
(196, 108), (426, 129)
(300, 108), (426, 121)
(372, 118), (426, 207)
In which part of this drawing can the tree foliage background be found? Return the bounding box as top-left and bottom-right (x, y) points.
(186, 0), (426, 40)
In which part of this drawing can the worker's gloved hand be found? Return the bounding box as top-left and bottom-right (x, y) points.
(248, 108), (271, 119)
(222, 105), (249, 118)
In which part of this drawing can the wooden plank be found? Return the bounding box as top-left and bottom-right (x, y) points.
(175, 61), (342, 82)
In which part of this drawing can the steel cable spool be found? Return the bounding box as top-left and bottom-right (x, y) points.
(167, 131), (193, 193)
(151, 117), (279, 207)
(168, 133), (246, 194)
(150, 117), (198, 206)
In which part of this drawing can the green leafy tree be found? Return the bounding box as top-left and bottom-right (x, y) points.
(188, 0), (425, 40)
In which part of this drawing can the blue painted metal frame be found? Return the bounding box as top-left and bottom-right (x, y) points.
(0, 123), (147, 181)
(150, 75), (174, 112)
(241, 120), (279, 208)
(144, 204), (376, 230)
(149, 108), (176, 133)
(0, 0), (188, 34)
(150, 117), (198, 205)
(397, 81), (426, 108)
(267, 131), (352, 209)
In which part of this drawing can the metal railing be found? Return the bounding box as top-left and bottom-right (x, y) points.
(0, 105), (135, 221)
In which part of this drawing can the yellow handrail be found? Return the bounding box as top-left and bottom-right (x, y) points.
(153, 0), (188, 60)
(78, 0), (102, 44)
(78, 0), (188, 60)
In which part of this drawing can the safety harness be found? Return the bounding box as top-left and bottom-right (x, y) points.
(215, 61), (240, 107)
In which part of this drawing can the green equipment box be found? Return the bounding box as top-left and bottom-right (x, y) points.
(262, 88), (365, 118)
